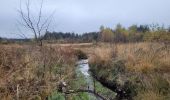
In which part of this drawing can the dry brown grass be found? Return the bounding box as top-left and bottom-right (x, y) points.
(88, 42), (170, 99)
(0, 44), (76, 99)
(88, 46), (114, 64)
(134, 90), (166, 100)
(0, 42), (169, 99)
(89, 42), (170, 73)
(121, 43), (170, 73)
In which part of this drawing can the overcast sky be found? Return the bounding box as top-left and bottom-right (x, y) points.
(0, 0), (170, 38)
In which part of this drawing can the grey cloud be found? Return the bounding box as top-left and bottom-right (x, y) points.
(0, 0), (170, 38)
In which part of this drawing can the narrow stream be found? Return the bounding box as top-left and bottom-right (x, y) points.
(76, 59), (115, 100)
(49, 59), (115, 100)
(76, 59), (97, 99)
(76, 59), (90, 76)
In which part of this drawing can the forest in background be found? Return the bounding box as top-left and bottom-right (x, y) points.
(0, 24), (170, 44)
(44, 24), (170, 43)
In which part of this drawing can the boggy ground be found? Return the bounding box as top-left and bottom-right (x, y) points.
(0, 44), (76, 100)
(0, 42), (170, 100)
(87, 42), (170, 100)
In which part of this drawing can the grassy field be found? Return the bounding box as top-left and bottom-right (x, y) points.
(88, 42), (170, 100)
(0, 44), (76, 99)
(0, 42), (169, 100)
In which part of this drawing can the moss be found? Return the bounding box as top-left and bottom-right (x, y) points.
(48, 92), (65, 100)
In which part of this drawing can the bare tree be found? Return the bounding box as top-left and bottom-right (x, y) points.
(17, 0), (55, 45)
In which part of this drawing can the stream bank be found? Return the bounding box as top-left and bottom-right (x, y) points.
(49, 59), (116, 100)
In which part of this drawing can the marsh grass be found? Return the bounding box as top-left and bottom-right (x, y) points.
(0, 42), (169, 99)
(89, 42), (170, 99)
(0, 44), (76, 99)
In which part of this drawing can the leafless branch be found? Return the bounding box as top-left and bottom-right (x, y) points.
(17, 0), (55, 45)
(16, 24), (28, 39)
(37, 0), (44, 37)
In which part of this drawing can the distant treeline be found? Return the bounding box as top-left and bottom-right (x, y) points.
(1, 24), (170, 43)
(99, 24), (170, 43)
(42, 31), (99, 43)
(42, 24), (170, 43)
(0, 37), (31, 44)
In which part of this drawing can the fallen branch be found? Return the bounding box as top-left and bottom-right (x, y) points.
(64, 89), (109, 100)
